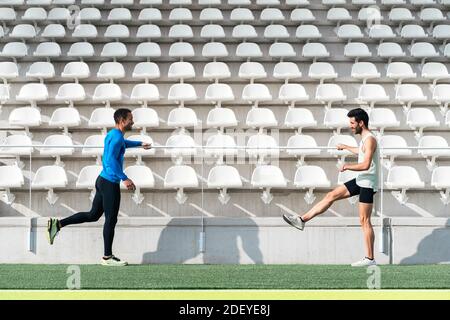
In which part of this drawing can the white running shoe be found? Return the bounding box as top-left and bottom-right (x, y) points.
(101, 255), (128, 267)
(282, 214), (305, 231)
(351, 257), (377, 267)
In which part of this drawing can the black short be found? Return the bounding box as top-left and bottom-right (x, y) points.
(344, 178), (376, 204)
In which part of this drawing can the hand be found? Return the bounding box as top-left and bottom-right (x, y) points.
(336, 144), (347, 151)
(340, 164), (347, 172)
(123, 179), (136, 191)
(142, 142), (152, 150)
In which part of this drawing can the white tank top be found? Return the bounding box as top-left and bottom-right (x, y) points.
(356, 132), (380, 191)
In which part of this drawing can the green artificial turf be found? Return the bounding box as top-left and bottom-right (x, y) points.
(0, 264), (449, 289)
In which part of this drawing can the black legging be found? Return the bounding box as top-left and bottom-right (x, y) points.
(60, 175), (121, 257)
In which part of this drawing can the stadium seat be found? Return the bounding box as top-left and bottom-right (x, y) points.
(88, 107), (116, 134)
(136, 25), (161, 39)
(92, 83), (122, 108)
(16, 83), (48, 108)
(327, 8), (352, 25)
(41, 24), (66, 39)
(0, 62), (18, 84)
(205, 83), (235, 107)
(31, 165), (68, 205)
(200, 25), (226, 40)
(286, 134), (321, 166)
(132, 62), (160, 82)
(369, 25), (396, 41)
(385, 166), (425, 205)
(273, 62), (302, 83)
(54, 83), (86, 108)
(25, 62), (55, 83)
(72, 24), (98, 39)
(268, 42), (296, 59)
(167, 107), (198, 129)
(232, 24), (258, 40)
(202, 42), (229, 59)
(207, 165), (243, 204)
(377, 42), (406, 63)
(418, 135), (450, 171)
(278, 84), (309, 108)
(168, 62), (196, 82)
(296, 25), (322, 41)
(336, 24), (364, 41)
(82, 134), (105, 164)
(242, 84), (272, 108)
(169, 8), (193, 22)
(387, 62), (417, 85)
(291, 8), (315, 22)
(108, 8), (132, 22)
(420, 8), (445, 26)
(368, 108), (400, 135)
(206, 107), (238, 129)
(422, 62), (450, 86)
(395, 84), (427, 113)
(164, 165), (199, 204)
(48, 8), (70, 21)
(344, 42), (372, 62)
(230, 8), (254, 22)
(239, 62), (267, 83)
(432, 25), (450, 44)
(410, 43), (439, 64)
(406, 108), (440, 140)
(0, 134), (33, 168)
(324, 108), (349, 134)
(294, 165), (331, 204)
(130, 84), (160, 108)
(169, 24), (194, 40)
(132, 107), (159, 134)
(79, 8), (101, 22)
(431, 166), (450, 205)
(357, 84), (389, 110)
(351, 62), (381, 84)
(121, 165), (155, 204)
(61, 62), (90, 83)
(104, 25), (130, 40)
(0, 165), (24, 204)
(200, 8), (223, 22)
(204, 133), (238, 161)
(33, 42), (62, 59)
(167, 83), (197, 107)
(246, 107), (278, 129)
(203, 62), (231, 82)
(315, 84), (346, 110)
(261, 8), (285, 22)
(39, 134), (74, 167)
(49, 107), (81, 135)
(264, 25), (289, 40)
(379, 135), (412, 169)
(327, 134), (358, 168)
(10, 24), (36, 40)
(76, 165), (103, 201)
(246, 133), (279, 163)
(0, 42), (27, 61)
(308, 62), (338, 84)
(251, 165), (287, 204)
(401, 25), (428, 42)
(101, 42), (127, 60)
(235, 42), (263, 59)
(8, 106), (41, 137)
(67, 42), (95, 59)
(284, 108), (317, 133)
(432, 84), (450, 115)
(169, 42), (195, 60)
(138, 8), (162, 22)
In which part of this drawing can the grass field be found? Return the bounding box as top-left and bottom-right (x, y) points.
(0, 264), (449, 290)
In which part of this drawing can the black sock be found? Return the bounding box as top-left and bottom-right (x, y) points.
(365, 257), (374, 260)
(299, 217), (305, 223)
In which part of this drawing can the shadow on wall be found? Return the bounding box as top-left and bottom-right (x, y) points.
(142, 218), (264, 264)
(400, 218), (450, 264)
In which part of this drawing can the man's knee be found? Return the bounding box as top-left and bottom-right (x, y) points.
(325, 190), (339, 202)
(359, 215), (372, 226)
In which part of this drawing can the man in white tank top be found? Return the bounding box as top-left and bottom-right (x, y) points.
(283, 108), (379, 267)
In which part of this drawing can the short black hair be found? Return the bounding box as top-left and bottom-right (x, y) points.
(347, 108), (369, 128)
(114, 108), (132, 124)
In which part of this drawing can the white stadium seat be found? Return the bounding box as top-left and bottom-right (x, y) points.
(76, 165), (103, 201)
(418, 135), (450, 171)
(369, 108), (400, 135)
(379, 135), (412, 169)
(122, 165), (155, 204)
(49, 107), (81, 135)
(164, 165), (199, 204)
(206, 108), (238, 129)
(294, 165), (331, 204)
(31, 165), (68, 205)
(0, 165), (24, 204)
(286, 134), (321, 166)
(431, 166), (450, 205)
(251, 165), (287, 204)
(385, 166), (425, 205)
(284, 108), (317, 133)
(207, 165), (243, 204)
(39, 134), (74, 167)
(406, 108), (440, 140)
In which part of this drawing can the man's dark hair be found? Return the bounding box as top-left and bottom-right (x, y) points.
(114, 108), (132, 124)
(347, 108), (369, 128)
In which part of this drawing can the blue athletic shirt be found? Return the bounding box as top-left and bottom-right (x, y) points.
(100, 128), (142, 184)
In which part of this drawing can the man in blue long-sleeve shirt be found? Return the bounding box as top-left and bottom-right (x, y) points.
(46, 108), (151, 266)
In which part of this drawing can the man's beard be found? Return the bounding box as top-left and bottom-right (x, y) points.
(355, 126), (362, 134)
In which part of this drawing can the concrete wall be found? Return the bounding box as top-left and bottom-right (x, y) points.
(0, 217), (449, 265)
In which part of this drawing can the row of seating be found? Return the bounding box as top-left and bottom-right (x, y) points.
(2, 132), (449, 168)
(3, 41), (450, 63)
(2, 80), (450, 112)
(3, 23), (450, 44)
(1, 163), (449, 206)
(2, 0), (449, 7)
(2, 61), (450, 84)
(2, 7), (450, 25)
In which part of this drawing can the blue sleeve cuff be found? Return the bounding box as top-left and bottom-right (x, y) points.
(124, 139), (142, 148)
